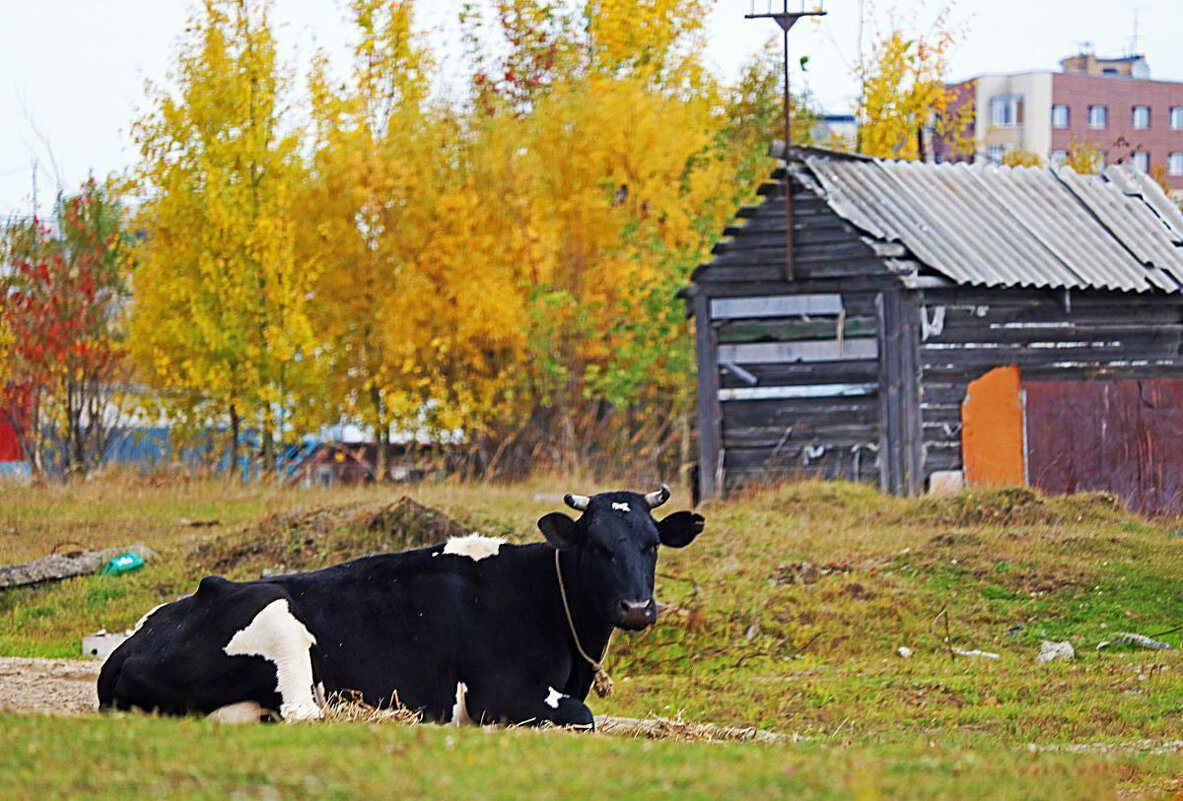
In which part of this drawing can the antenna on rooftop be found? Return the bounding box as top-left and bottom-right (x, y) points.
(1128, 8), (1143, 56)
(744, 0), (827, 282)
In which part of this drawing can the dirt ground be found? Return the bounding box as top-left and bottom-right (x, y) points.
(0, 657), (784, 744)
(0, 657), (100, 715)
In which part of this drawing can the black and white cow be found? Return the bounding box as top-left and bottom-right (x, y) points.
(97, 486), (704, 727)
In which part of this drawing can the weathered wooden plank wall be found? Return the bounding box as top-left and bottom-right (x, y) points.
(714, 289), (884, 490)
(916, 288), (1183, 486)
(691, 173), (902, 497)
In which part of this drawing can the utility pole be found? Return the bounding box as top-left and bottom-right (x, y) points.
(745, 2), (826, 282)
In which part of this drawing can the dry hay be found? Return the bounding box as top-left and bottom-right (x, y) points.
(316, 690), (423, 725)
(594, 714), (798, 744)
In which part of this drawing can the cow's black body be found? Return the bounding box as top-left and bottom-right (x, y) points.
(97, 489), (703, 727)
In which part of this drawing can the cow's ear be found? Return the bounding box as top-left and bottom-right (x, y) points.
(538, 512), (581, 550)
(657, 511), (704, 549)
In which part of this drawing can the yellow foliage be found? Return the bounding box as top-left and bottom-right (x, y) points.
(0, 312), (11, 390)
(857, 8), (974, 160)
(588, 0), (708, 81)
(126, 0), (780, 475)
(1064, 135), (1102, 175)
(129, 0), (317, 460)
(1149, 163), (1175, 200)
(1001, 148), (1045, 168)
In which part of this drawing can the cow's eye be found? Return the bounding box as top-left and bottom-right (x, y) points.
(588, 542), (609, 558)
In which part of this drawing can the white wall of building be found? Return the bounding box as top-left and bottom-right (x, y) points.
(975, 72), (1053, 162)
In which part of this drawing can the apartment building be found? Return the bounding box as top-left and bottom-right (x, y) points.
(936, 52), (1183, 195)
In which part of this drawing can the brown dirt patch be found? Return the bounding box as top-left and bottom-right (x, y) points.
(0, 657), (100, 715)
(192, 497), (472, 576)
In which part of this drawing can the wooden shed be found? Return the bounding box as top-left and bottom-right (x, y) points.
(684, 146), (1183, 515)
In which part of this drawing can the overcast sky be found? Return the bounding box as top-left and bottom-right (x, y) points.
(1, 0), (1180, 217)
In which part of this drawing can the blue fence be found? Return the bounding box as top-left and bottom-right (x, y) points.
(103, 427), (319, 481)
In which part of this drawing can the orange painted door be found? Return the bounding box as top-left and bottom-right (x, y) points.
(961, 365), (1025, 487)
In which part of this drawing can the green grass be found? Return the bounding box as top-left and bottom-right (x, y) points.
(2, 713), (1179, 800)
(3, 476), (1183, 797)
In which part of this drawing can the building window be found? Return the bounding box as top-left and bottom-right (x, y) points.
(1050, 150), (1068, 166)
(989, 95), (1023, 127)
(1132, 106), (1150, 129)
(987, 144), (1005, 165)
(1051, 104), (1069, 128)
(1130, 152), (1150, 173)
(1169, 153), (1183, 176)
(1171, 107), (1183, 130)
(1088, 105), (1108, 128)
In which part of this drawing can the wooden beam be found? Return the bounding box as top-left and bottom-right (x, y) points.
(900, 291), (924, 495)
(876, 291), (903, 495)
(710, 294), (843, 319)
(718, 383), (877, 401)
(718, 338), (878, 364)
(694, 294), (723, 501)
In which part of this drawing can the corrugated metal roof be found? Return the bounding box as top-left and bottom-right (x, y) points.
(804, 156), (1183, 293)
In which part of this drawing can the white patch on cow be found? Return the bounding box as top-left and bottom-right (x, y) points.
(133, 602), (167, 633)
(224, 599), (322, 722)
(442, 533), (506, 562)
(451, 681), (473, 725)
(208, 700), (263, 724)
(544, 686), (566, 709)
(611, 502), (630, 513)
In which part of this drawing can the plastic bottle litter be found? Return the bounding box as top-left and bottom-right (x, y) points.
(101, 552), (145, 576)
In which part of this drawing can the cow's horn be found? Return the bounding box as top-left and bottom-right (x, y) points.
(563, 492), (590, 511)
(644, 484), (671, 509)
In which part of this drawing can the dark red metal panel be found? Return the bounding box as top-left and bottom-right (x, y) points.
(1025, 379), (1183, 517)
(0, 386), (30, 462)
(0, 419), (20, 461)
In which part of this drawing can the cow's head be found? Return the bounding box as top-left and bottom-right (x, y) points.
(538, 485), (704, 630)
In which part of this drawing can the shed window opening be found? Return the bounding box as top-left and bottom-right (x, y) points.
(1169, 153), (1183, 177)
(1132, 105), (1150, 129)
(1051, 104), (1069, 128)
(1171, 107), (1183, 130)
(1088, 105), (1108, 129)
(989, 95), (1023, 127)
(987, 144), (1005, 165)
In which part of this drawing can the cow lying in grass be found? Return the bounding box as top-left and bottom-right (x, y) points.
(98, 486), (704, 727)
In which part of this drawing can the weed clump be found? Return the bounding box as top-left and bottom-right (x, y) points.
(918, 486), (1058, 527)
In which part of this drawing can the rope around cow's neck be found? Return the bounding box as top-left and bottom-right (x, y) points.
(554, 548), (614, 698)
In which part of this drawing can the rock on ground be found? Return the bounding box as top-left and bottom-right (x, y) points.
(1038, 640), (1075, 663)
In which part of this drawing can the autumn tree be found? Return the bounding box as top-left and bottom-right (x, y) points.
(119, 0), (819, 484)
(856, 5), (974, 160)
(128, 0), (315, 476)
(0, 180), (130, 477)
(298, 0), (453, 481)
(418, 0), (782, 479)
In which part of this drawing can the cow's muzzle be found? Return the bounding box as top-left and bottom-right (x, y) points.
(617, 598), (656, 630)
